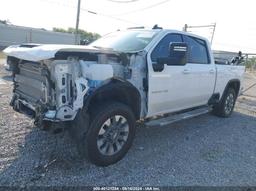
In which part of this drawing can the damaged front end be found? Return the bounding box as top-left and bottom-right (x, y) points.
(10, 57), (90, 127)
(8, 45), (132, 127)
(8, 44), (148, 129)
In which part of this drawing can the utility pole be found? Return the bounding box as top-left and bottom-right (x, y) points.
(183, 24), (188, 32)
(75, 0), (81, 45)
(210, 23), (216, 44)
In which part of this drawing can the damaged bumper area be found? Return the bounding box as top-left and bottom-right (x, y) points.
(7, 43), (147, 128)
(10, 59), (90, 126)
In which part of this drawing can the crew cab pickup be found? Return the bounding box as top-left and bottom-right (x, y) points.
(4, 28), (245, 166)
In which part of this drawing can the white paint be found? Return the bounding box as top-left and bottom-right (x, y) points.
(0, 78), (6, 85)
(80, 60), (114, 81)
(146, 30), (245, 117)
(3, 44), (106, 62)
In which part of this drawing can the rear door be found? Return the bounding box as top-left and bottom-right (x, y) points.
(182, 35), (216, 105)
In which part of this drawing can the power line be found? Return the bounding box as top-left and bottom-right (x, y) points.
(214, 42), (256, 51)
(183, 23), (216, 44)
(38, 0), (143, 26)
(81, 8), (143, 26)
(110, 0), (172, 16)
(105, 0), (140, 3)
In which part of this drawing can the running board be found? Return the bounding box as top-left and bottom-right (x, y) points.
(146, 107), (211, 127)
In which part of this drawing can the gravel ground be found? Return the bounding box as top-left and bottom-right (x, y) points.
(0, 59), (256, 187)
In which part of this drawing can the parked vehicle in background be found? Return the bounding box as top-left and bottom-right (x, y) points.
(4, 27), (245, 166)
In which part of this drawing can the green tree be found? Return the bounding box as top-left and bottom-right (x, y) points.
(53, 27), (101, 44)
(52, 27), (67, 33)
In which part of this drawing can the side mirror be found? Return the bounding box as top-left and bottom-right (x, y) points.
(152, 42), (188, 72)
(168, 42), (188, 65)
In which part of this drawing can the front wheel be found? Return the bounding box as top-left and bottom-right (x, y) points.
(81, 102), (136, 166)
(212, 88), (237, 117)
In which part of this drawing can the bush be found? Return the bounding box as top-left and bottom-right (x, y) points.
(53, 27), (101, 44)
(245, 57), (256, 71)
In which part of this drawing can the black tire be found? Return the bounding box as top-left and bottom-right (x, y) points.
(212, 88), (237, 117)
(79, 102), (136, 166)
(67, 108), (90, 161)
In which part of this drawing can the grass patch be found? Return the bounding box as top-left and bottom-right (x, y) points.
(0, 51), (6, 59)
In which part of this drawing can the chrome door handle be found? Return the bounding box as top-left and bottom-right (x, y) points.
(183, 69), (190, 74)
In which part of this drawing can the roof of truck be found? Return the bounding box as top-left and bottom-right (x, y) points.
(126, 27), (210, 42)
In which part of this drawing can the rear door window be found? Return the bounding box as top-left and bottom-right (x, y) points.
(183, 35), (210, 64)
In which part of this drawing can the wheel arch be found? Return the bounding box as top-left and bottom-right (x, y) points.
(221, 79), (241, 100)
(84, 78), (141, 120)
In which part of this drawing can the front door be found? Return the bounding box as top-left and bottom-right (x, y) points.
(147, 33), (215, 117)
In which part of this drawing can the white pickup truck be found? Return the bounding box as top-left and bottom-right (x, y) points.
(4, 28), (245, 166)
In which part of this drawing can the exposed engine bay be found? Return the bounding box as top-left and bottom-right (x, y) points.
(9, 48), (147, 125)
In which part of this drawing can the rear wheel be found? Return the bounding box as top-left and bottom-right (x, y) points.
(78, 102), (136, 166)
(212, 88), (237, 117)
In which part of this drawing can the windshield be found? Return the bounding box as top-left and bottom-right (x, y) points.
(90, 30), (159, 52)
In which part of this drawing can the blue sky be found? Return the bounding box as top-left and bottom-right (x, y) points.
(1, 0), (256, 53)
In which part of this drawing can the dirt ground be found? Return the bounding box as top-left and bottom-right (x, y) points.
(0, 59), (256, 187)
